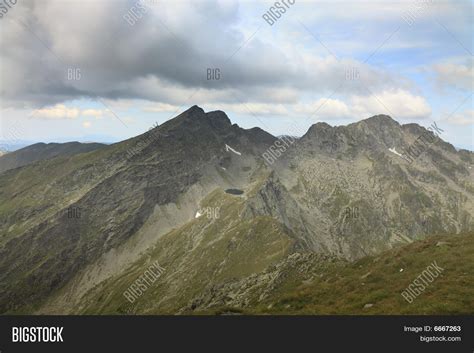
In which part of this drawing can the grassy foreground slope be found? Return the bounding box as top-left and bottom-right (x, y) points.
(240, 232), (474, 315)
(76, 228), (473, 315)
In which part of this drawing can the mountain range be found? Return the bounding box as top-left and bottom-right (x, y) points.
(0, 105), (472, 314)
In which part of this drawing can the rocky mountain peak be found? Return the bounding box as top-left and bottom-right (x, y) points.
(304, 122), (333, 137)
(362, 114), (398, 127)
(162, 105), (232, 134)
(343, 114), (404, 151)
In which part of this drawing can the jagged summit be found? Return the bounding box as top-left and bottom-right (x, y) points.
(188, 104), (205, 113)
(301, 122), (332, 139)
(303, 115), (398, 138)
(339, 114), (404, 151)
(203, 110), (233, 130)
(134, 106), (466, 160)
(362, 114), (398, 125)
(175, 105), (230, 122)
(161, 105), (232, 133)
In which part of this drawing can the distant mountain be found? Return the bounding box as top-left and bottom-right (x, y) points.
(0, 141), (105, 174)
(0, 141), (36, 153)
(0, 106), (472, 315)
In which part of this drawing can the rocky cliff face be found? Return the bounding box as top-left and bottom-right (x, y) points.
(269, 115), (473, 259)
(0, 106), (472, 314)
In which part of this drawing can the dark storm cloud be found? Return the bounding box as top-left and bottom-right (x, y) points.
(0, 0), (407, 108)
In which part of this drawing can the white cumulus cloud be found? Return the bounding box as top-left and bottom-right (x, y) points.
(30, 104), (80, 120)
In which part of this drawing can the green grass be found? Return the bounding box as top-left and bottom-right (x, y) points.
(79, 228), (474, 315)
(241, 231), (474, 315)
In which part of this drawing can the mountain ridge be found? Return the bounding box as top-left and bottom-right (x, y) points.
(0, 105), (472, 314)
(0, 141), (106, 174)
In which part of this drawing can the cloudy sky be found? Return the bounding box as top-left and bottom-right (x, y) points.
(0, 0), (472, 149)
